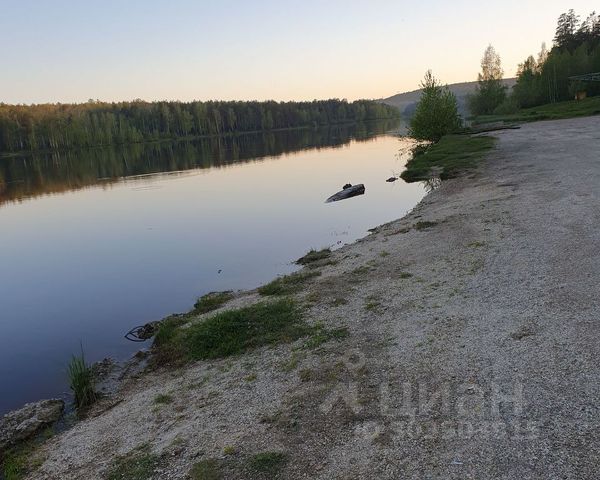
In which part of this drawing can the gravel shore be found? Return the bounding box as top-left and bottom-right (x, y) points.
(31, 116), (600, 479)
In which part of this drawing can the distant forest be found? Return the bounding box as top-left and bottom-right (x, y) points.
(0, 119), (399, 205)
(0, 99), (398, 153)
(513, 9), (600, 108)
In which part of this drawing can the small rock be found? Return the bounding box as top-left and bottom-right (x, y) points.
(386, 177), (397, 182)
(0, 399), (64, 451)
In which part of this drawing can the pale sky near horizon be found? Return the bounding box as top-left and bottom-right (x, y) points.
(1, 0), (598, 104)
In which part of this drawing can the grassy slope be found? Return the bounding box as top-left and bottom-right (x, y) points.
(401, 135), (496, 183)
(474, 96), (600, 125)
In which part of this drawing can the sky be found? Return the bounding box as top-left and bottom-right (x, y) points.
(1, 0), (598, 104)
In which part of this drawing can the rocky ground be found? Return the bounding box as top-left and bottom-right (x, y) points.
(24, 116), (600, 479)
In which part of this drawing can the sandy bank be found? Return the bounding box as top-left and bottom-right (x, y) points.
(29, 115), (600, 479)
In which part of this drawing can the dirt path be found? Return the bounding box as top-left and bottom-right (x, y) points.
(32, 116), (600, 479)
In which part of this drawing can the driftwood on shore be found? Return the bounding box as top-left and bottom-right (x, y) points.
(325, 184), (365, 203)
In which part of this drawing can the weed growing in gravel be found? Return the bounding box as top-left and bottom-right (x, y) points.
(364, 300), (382, 312)
(248, 452), (288, 475)
(153, 393), (173, 405)
(258, 270), (321, 296)
(193, 291), (234, 314)
(296, 248), (332, 265)
(106, 444), (160, 480)
(190, 458), (222, 480)
(467, 241), (486, 248)
(223, 446), (237, 455)
(301, 323), (349, 349)
(414, 221), (438, 230)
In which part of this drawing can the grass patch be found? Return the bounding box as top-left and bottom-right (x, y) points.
(467, 241), (486, 248)
(398, 271), (413, 279)
(348, 265), (374, 284)
(193, 291), (234, 314)
(364, 300), (382, 312)
(414, 221), (438, 230)
(258, 270), (320, 296)
(1, 428), (54, 480)
(67, 350), (97, 410)
(301, 323), (349, 349)
(296, 248), (332, 266)
(105, 444), (160, 480)
(2, 450), (28, 480)
(473, 95), (600, 125)
(248, 451), (287, 476)
(401, 135), (495, 182)
(152, 299), (309, 364)
(153, 393), (174, 405)
(190, 458), (223, 480)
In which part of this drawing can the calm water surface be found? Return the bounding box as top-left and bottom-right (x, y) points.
(0, 121), (424, 414)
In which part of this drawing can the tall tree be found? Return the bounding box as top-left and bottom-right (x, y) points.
(468, 45), (507, 115)
(554, 9), (580, 51)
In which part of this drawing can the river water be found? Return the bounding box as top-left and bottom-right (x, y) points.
(0, 120), (425, 414)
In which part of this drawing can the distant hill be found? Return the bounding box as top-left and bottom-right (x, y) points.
(381, 78), (517, 117)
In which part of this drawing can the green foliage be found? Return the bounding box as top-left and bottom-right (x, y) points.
(193, 291), (234, 314)
(509, 10), (600, 109)
(409, 71), (461, 141)
(0, 100), (399, 153)
(258, 270), (320, 296)
(2, 451), (27, 480)
(0, 428), (53, 479)
(468, 45), (507, 115)
(152, 299), (309, 363)
(150, 315), (189, 365)
(296, 248), (332, 266)
(474, 95), (600, 124)
(248, 451), (288, 475)
(190, 459), (222, 480)
(401, 135), (495, 182)
(493, 96), (520, 115)
(105, 444), (160, 480)
(67, 350), (97, 409)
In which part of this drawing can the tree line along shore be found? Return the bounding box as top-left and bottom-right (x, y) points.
(0, 99), (398, 154)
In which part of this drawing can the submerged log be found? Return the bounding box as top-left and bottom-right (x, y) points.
(325, 184), (365, 203)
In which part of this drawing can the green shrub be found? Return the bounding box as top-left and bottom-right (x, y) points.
(409, 70), (461, 141)
(493, 96), (519, 115)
